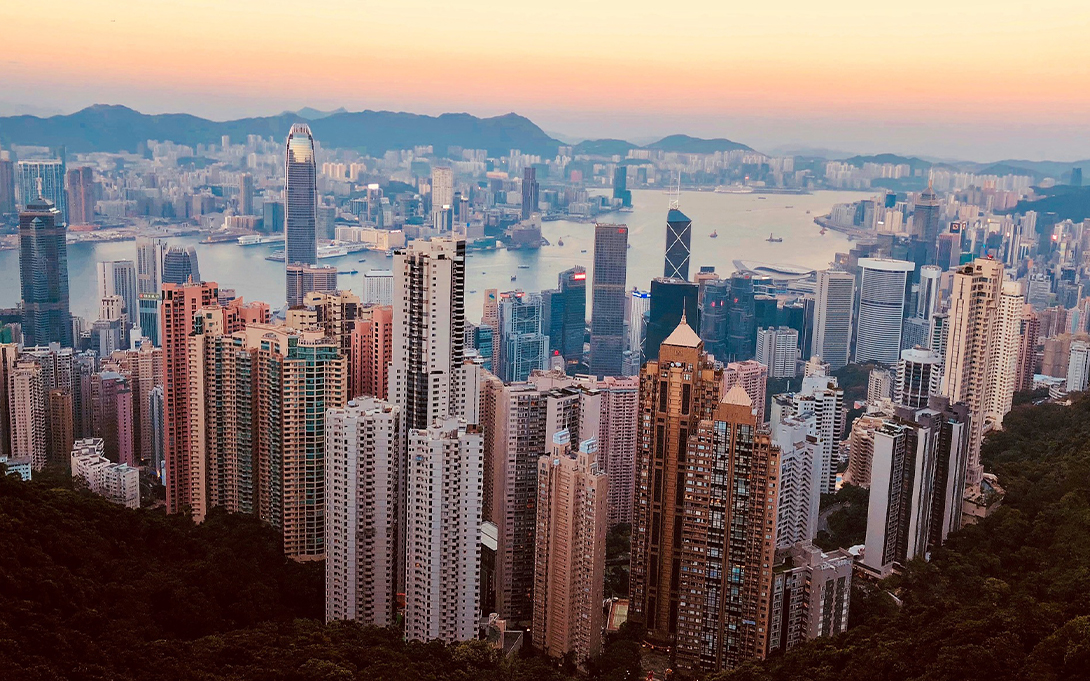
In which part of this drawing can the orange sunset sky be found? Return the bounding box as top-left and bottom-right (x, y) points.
(2, 0), (1089, 160)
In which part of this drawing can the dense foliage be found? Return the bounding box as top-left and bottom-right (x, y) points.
(714, 396), (1090, 681)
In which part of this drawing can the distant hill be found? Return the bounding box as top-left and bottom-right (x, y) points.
(1007, 185), (1090, 221)
(571, 138), (637, 156)
(842, 153), (940, 174)
(645, 134), (751, 154)
(0, 104), (562, 157)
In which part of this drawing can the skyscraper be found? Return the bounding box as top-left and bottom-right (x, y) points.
(18, 159), (66, 222)
(855, 258), (914, 365)
(19, 197), (72, 347)
(596, 375), (639, 526)
(757, 326), (800, 378)
(324, 398), (401, 626)
(612, 165), (631, 208)
(895, 347), (943, 409)
(479, 370), (602, 624)
(431, 166), (454, 218)
(66, 166), (95, 226)
(644, 277), (699, 362)
(589, 224), (628, 377)
(161, 246), (201, 285)
(161, 281), (219, 514)
(664, 208), (692, 281)
(941, 258), (1009, 486)
(813, 270), (854, 370)
(0, 154), (15, 214)
(1015, 305), (1040, 392)
(238, 172), (255, 215)
(912, 181), (943, 263)
(543, 266), (587, 368)
(675, 385), (779, 673)
(630, 314), (723, 645)
(722, 359), (769, 426)
(9, 359), (47, 470)
(286, 263), (338, 307)
(391, 238), (470, 429)
(771, 368), (844, 494)
(498, 291), (548, 383)
(627, 288), (651, 358)
(521, 166), (539, 220)
(349, 305), (393, 400)
(96, 260), (139, 325)
(403, 417), (483, 643)
(285, 123), (318, 294)
(861, 399), (970, 576)
(533, 432), (608, 662)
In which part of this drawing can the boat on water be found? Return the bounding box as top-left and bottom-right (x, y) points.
(510, 275), (517, 281)
(237, 234), (285, 246)
(557, 238), (564, 246)
(820, 227), (827, 235)
(758, 196), (766, 200)
(580, 249), (587, 253)
(766, 233), (783, 243)
(265, 243), (348, 262)
(785, 205), (794, 209)
(518, 265), (530, 269)
(715, 185), (754, 194)
(340, 269), (359, 275)
(710, 230), (719, 238)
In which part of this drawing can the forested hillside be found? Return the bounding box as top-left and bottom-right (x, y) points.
(716, 396), (1090, 681)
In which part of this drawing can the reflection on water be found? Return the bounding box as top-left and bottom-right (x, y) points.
(0, 189), (863, 324)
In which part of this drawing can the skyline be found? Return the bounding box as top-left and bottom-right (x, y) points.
(1, 1), (1088, 161)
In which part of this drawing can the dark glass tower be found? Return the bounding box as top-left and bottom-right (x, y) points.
(612, 165), (631, 207)
(521, 166), (539, 220)
(545, 266), (587, 369)
(644, 277), (699, 362)
(285, 124), (318, 295)
(19, 197), (72, 347)
(664, 207), (692, 280)
(913, 180), (942, 264)
(589, 224), (628, 377)
(161, 246), (201, 285)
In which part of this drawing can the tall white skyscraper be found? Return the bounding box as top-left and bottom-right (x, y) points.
(390, 238), (469, 430)
(96, 260), (139, 326)
(990, 281), (1026, 420)
(941, 259), (1010, 486)
(1068, 340), (1090, 393)
(855, 258), (914, 365)
(771, 414), (822, 548)
(403, 417), (483, 643)
(756, 326), (799, 378)
(771, 367), (844, 494)
(431, 167), (454, 218)
(325, 398), (401, 626)
(813, 270), (855, 370)
(389, 236), (481, 642)
(362, 269), (394, 306)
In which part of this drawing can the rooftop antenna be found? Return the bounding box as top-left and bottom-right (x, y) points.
(36, 176), (43, 200)
(670, 170), (681, 210)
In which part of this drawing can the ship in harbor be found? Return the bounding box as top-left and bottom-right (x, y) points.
(265, 243), (351, 262)
(237, 234), (285, 246)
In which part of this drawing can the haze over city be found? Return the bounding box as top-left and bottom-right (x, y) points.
(4, 3), (1090, 681)
(3, 0), (1090, 159)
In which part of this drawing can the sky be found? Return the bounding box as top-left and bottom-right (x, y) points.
(2, 0), (1090, 161)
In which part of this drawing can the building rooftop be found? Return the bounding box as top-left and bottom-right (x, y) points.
(662, 313), (701, 348)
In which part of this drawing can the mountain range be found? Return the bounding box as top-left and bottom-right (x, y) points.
(1, 106), (1087, 178)
(0, 105), (750, 159)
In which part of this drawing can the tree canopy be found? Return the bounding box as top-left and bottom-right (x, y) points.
(714, 396), (1090, 681)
